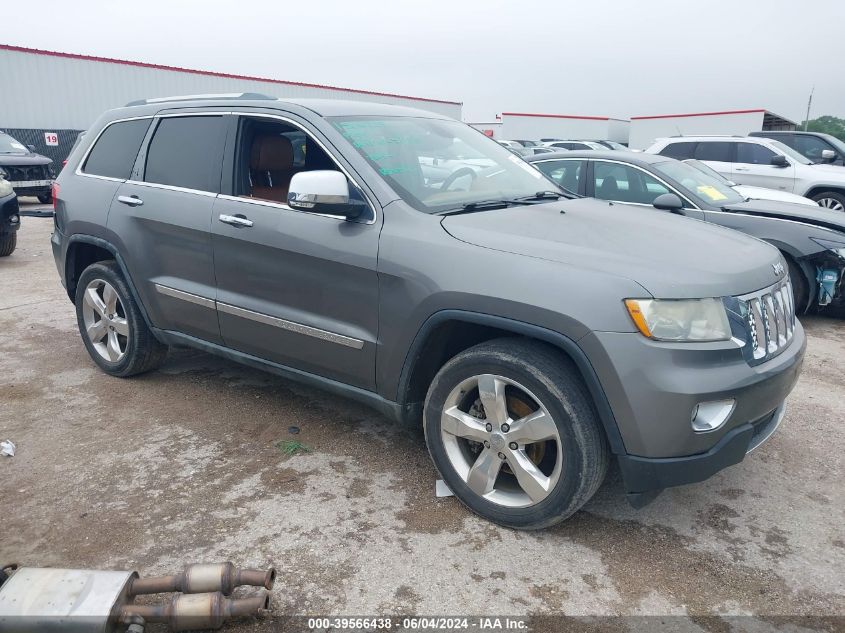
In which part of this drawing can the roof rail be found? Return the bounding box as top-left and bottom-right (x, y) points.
(669, 134), (744, 138)
(125, 92), (277, 107)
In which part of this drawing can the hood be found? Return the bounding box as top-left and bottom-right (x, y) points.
(442, 198), (785, 299)
(723, 199), (845, 233)
(733, 184), (817, 207)
(809, 163), (845, 176)
(0, 153), (52, 166)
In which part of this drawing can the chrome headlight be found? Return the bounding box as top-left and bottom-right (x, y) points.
(0, 178), (13, 197)
(810, 237), (845, 259)
(625, 298), (731, 342)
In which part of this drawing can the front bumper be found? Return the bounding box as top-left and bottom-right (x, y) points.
(579, 319), (805, 493)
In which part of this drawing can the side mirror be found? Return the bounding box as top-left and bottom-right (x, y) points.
(288, 170), (366, 219)
(27, 144), (36, 152)
(726, 180), (738, 186)
(770, 155), (789, 168)
(821, 149), (836, 163)
(652, 193), (685, 213)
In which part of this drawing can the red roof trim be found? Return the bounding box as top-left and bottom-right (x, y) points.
(501, 111), (612, 121)
(630, 109), (766, 121)
(0, 44), (462, 106)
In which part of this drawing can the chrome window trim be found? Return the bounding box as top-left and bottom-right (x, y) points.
(154, 284), (216, 309)
(217, 302), (364, 349)
(216, 194), (351, 221)
(227, 110), (378, 225)
(125, 180), (217, 198)
(590, 158), (702, 211)
(75, 115), (156, 180)
(153, 284), (364, 349)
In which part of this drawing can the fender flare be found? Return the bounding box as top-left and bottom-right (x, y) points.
(397, 309), (627, 455)
(64, 234), (159, 337)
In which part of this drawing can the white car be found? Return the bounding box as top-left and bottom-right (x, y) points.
(543, 140), (607, 151)
(497, 140), (524, 149)
(645, 136), (845, 211)
(682, 159), (818, 207)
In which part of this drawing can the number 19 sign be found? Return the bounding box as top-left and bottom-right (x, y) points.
(44, 132), (59, 146)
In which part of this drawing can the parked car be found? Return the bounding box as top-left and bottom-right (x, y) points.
(543, 140), (606, 151)
(0, 177), (20, 256)
(53, 94), (805, 529)
(527, 150), (845, 311)
(0, 131), (55, 203)
(497, 140), (523, 149)
(512, 139), (540, 147)
(509, 146), (559, 157)
(645, 136), (845, 212)
(750, 130), (845, 166)
(683, 159), (818, 207)
(590, 140), (627, 150)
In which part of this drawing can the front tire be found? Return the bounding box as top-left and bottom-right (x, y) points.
(0, 232), (16, 257)
(812, 191), (845, 212)
(786, 257), (810, 313)
(74, 261), (168, 377)
(424, 338), (609, 529)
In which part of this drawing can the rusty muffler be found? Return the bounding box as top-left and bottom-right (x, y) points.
(121, 591), (270, 631)
(130, 562), (275, 596)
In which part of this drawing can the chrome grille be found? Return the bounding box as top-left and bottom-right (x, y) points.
(743, 278), (795, 363)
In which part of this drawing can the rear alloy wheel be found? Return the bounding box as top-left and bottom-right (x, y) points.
(812, 191), (845, 212)
(75, 261), (168, 377)
(424, 339), (609, 529)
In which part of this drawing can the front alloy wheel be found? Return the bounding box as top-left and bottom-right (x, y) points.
(82, 279), (130, 362)
(441, 374), (562, 508)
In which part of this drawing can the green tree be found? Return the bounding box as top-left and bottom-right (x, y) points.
(799, 115), (845, 142)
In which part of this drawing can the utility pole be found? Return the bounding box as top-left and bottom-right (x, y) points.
(804, 86), (814, 131)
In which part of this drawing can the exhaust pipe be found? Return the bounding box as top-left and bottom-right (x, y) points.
(130, 562), (275, 596)
(121, 591), (270, 631)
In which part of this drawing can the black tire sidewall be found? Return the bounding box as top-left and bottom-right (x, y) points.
(74, 262), (145, 376)
(0, 232), (16, 257)
(424, 341), (605, 529)
(812, 191), (845, 210)
(786, 257), (809, 313)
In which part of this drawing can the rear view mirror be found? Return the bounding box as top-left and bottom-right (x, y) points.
(652, 193), (685, 213)
(770, 155), (789, 168)
(288, 170), (366, 220)
(821, 149), (836, 163)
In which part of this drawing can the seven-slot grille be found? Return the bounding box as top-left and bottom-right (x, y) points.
(744, 278), (795, 362)
(2, 164), (50, 182)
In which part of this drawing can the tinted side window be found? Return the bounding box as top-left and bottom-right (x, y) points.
(535, 159), (585, 193)
(144, 116), (226, 192)
(790, 135), (834, 162)
(694, 142), (732, 162)
(83, 119), (151, 179)
(593, 161), (671, 205)
(659, 142), (696, 160)
(735, 143), (776, 165)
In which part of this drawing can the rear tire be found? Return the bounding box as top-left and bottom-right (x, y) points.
(0, 232), (16, 257)
(37, 193), (52, 204)
(74, 260), (168, 377)
(423, 338), (609, 529)
(786, 256), (810, 313)
(812, 191), (845, 212)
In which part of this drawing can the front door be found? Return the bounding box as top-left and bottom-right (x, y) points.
(731, 143), (796, 192)
(107, 114), (228, 344)
(211, 113), (380, 390)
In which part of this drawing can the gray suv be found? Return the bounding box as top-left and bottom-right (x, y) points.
(51, 95), (806, 529)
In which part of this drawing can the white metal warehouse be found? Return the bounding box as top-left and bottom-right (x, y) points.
(628, 108), (796, 150)
(499, 112), (630, 144)
(0, 44), (462, 163)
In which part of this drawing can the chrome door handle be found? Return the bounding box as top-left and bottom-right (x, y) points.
(118, 195), (143, 207)
(734, 167), (750, 172)
(218, 214), (253, 228)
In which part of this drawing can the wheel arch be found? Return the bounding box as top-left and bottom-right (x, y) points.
(64, 234), (158, 335)
(397, 310), (627, 454)
(805, 185), (845, 199)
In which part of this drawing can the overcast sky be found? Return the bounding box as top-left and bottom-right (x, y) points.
(5, 0), (844, 123)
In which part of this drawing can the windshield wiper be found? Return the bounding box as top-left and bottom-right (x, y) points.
(512, 189), (580, 201)
(438, 199), (526, 216)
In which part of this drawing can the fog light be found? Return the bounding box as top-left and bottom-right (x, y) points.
(691, 399), (735, 432)
(9, 214), (19, 224)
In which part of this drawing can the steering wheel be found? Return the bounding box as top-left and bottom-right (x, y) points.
(440, 167), (477, 191)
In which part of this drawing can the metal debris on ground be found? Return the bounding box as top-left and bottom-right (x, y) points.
(0, 440), (15, 457)
(436, 479), (454, 498)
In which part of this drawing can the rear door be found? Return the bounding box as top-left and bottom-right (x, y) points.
(731, 142), (796, 192)
(692, 141), (734, 180)
(107, 113), (227, 344)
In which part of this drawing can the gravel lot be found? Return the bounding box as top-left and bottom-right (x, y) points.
(1, 206), (843, 631)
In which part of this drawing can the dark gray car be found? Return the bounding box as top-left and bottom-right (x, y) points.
(51, 95), (805, 529)
(527, 150), (845, 312)
(0, 131), (54, 203)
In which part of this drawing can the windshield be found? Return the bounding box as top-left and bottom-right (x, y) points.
(822, 134), (845, 155)
(682, 159), (735, 185)
(330, 117), (559, 213)
(0, 133), (29, 155)
(770, 140), (812, 165)
(654, 160), (745, 206)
